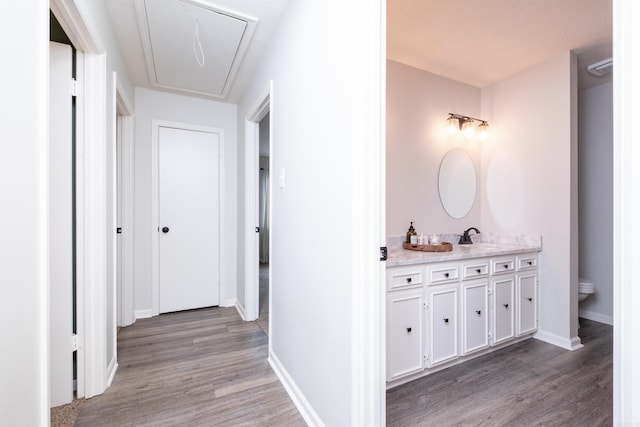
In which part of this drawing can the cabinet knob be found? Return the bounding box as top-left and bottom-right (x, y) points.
(503, 303), (509, 309)
(528, 261), (533, 265)
(444, 273), (450, 278)
(406, 277), (412, 283)
(406, 327), (412, 333)
(443, 318), (449, 324)
(475, 310), (482, 316)
(527, 297), (533, 302)
(476, 268), (481, 273)
(504, 264), (509, 269)
(162, 226), (170, 233)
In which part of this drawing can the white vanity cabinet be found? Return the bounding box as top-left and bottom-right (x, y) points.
(386, 267), (425, 381)
(492, 276), (515, 345)
(516, 254), (538, 336)
(426, 284), (458, 366)
(461, 280), (489, 355)
(386, 248), (539, 387)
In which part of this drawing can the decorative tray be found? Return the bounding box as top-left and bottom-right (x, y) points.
(403, 241), (453, 252)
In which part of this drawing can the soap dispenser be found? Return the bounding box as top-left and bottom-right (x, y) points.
(406, 222), (417, 244)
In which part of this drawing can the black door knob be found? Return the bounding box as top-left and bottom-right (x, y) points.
(162, 226), (170, 233)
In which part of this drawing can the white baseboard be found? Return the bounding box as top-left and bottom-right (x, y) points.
(269, 351), (324, 427)
(534, 329), (583, 351)
(579, 309), (614, 326)
(106, 360), (118, 387)
(221, 298), (236, 308)
(134, 309), (153, 320)
(235, 301), (247, 321)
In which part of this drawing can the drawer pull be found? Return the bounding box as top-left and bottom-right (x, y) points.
(527, 297), (533, 302)
(475, 310), (482, 316)
(528, 261), (533, 265)
(503, 303), (509, 309)
(444, 318), (449, 324)
(406, 277), (412, 283)
(504, 264), (509, 269)
(406, 327), (412, 333)
(476, 268), (481, 273)
(444, 273), (450, 278)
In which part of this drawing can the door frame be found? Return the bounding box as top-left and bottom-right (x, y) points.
(243, 84), (271, 322)
(151, 120), (226, 316)
(114, 76), (135, 327)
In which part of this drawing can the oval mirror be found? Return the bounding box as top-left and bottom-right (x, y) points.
(438, 148), (477, 219)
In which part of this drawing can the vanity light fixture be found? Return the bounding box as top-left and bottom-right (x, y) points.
(446, 113), (490, 140)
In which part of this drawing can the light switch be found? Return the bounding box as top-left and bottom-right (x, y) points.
(279, 168), (285, 188)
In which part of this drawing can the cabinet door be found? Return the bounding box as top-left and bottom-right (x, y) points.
(462, 281), (489, 354)
(492, 276), (515, 345)
(387, 291), (424, 380)
(517, 273), (537, 336)
(428, 286), (458, 367)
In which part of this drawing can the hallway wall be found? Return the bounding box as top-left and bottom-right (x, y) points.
(133, 87), (238, 315)
(0, 2), (50, 424)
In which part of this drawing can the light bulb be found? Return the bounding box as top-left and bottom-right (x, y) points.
(446, 116), (459, 135)
(461, 120), (475, 138)
(477, 122), (489, 141)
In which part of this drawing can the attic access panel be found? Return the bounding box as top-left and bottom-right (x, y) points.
(136, 0), (257, 98)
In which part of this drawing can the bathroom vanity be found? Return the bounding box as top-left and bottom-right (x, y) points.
(386, 236), (541, 388)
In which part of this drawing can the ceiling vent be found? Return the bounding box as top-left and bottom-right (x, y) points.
(135, 0), (257, 99)
(587, 57), (613, 76)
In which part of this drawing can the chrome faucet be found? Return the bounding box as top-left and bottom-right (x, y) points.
(458, 227), (480, 244)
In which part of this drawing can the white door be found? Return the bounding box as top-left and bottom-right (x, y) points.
(159, 126), (220, 313)
(386, 291), (424, 381)
(49, 41), (73, 407)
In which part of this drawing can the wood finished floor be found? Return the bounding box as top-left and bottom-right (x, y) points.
(75, 306), (304, 427)
(387, 319), (613, 427)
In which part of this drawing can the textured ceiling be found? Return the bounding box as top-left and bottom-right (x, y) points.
(106, 0), (291, 102)
(387, 0), (613, 90)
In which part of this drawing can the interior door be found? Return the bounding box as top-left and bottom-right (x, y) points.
(49, 41), (74, 407)
(159, 126), (220, 313)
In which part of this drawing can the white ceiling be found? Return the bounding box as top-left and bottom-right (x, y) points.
(107, 0), (612, 104)
(106, 0), (291, 103)
(387, 0), (613, 90)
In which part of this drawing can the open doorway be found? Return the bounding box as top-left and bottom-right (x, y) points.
(256, 114), (270, 335)
(243, 85), (270, 326)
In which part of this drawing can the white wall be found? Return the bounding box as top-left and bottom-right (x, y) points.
(0, 1), (49, 424)
(236, 0), (384, 424)
(134, 87), (238, 314)
(578, 82), (613, 324)
(480, 52), (580, 349)
(386, 61), (482, 237)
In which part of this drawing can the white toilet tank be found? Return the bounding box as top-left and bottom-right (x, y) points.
(579, 277), (596, 302)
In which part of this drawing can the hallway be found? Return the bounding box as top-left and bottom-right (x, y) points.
(74, 307), (303, 426)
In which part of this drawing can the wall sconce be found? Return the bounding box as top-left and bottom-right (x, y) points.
(446, 113), (490, 140)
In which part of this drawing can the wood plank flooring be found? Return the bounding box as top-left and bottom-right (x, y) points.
(386, 319), (613, 426)
(75, 307), (305, 426)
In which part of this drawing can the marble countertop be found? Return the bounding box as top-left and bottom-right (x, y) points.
(386, 233), (542, 267)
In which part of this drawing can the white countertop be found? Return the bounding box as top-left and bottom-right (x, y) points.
(386, 233), (542, 267)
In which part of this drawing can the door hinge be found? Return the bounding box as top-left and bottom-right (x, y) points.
(71, 78), (78, 97)
(116, 227), (122, 234)
(380, 246), (387, 261)
(255, 227), (260, 233)
(71, 334), (82, 352)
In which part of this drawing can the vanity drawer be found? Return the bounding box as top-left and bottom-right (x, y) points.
(387, 267), (424, 291)
(429, 265), (459, 284)
(517, 255), (538, 271)
(491, 257), (516, 275)
(462, 260), (490, 280)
